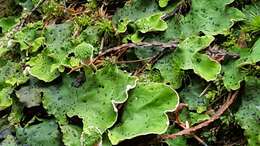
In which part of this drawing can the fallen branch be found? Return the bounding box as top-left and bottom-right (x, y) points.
(160, 90), (239, 139)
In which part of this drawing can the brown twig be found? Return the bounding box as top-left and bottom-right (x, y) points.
(172, 103), (208, 146)
(92, 41), (178, 64)
(174, 103), (188, 124)
(69, 41), (178, 73)
(160, 90), (239, 139)
(177, 122), (208, 146)
(68, 64), (84, 74)
(133, 41), (178, 75)
(133, 44), (176, 75)
(115, 57), (152, 64)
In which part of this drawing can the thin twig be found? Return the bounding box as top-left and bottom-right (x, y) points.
(68, 41), (178, 74)
(160, 90), (239, 139)
(177, 122), (208, 146)
(174, 103), (188, 124)
(115, 57), (152, 64)
(114, 47), (128, 61)
(92, 41), (178, 64)
(173, 103), (208, 146)
(133, 44), (176, 75)
(68, 64), (84, 74)
(100, 37), (105, 52)
(199, 83), (211, 97)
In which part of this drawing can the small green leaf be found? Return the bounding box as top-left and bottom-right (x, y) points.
(0, 135), (18, 146)
(17, 0), (34, 10)
(44, 22), (73, 50)
(73, 42), (94, 60)
(130, 32), (143, 43)
(154, 53), (184, 89)
(240, 38), (260, 66)
(155, 35), (219, 82)
(189, 112), (210, 125)
(117, 18), (131, 33)
(16, 120), (62, 146)
(27, 22), (74, 82)
(135, 13), (168, 33)
(30, 37), (45, 53)
(192, 53), (221, 81)
(0, 16), (18, 34)
(8, 99), (24, 125)
(15, 86), (42, 108)
(60, 124), (82, 146)
(162, 0), (245, 40)
(0, 61), (29, 86)
(177, 35), (215, 69)
(0, 47), (9, 57)
(179, 77), (209, 113)
(0, 87), (13, 111)
(223, 39), (260, 90)
(14, 21), (43, 52)
(223, 59), (245, 90)
(108, 82), (179, 145)
(113, 0), (159, 25)
(158, 0), (170, 8)
(113, 1), (169, 42)
(27, 51), (61, 82)
(79, 25), (101, 48)
(0, 61), (28, 111)
(182, 0), (245, 36)
(175, 35), (220, 81)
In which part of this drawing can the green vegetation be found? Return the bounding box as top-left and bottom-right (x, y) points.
(0, 0), (259, 145)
